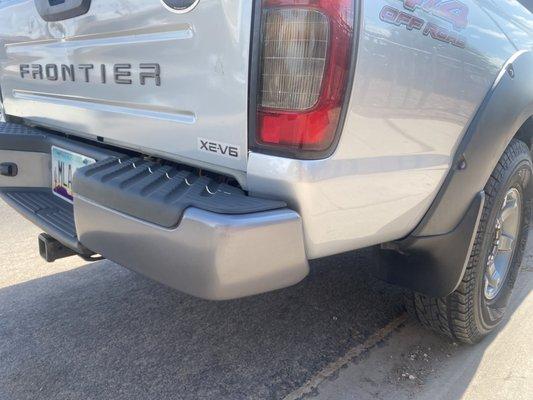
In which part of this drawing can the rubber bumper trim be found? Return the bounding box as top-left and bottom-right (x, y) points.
(0, 187), (93, 255)
(73, 157), (287, 228)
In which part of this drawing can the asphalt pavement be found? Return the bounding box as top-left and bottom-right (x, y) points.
(0, 199), (531, 400)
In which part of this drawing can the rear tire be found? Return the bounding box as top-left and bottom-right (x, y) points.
(408, 139), (532, 344)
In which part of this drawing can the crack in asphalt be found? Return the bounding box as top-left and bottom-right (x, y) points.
(283, 314), (408, 400)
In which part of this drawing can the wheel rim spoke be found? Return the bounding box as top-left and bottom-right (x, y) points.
(486, 261), (501, 288)
(498, 232), (515, 252)
(500, 194), (518, 223)
(484, 188), (521, 301)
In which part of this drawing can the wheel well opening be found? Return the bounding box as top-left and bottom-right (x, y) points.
(515, 116), (533, 149)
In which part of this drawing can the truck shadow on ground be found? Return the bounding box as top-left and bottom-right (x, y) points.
(0, 249), (528, 400)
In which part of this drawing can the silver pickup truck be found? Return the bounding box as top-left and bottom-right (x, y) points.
(0, 0), (532, 344)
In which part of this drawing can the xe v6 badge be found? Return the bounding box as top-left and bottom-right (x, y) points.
(198, 138), (240, 160)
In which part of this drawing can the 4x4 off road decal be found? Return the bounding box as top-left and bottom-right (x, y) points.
(380, 0), (469, 49)
(403, 0), (468, 30)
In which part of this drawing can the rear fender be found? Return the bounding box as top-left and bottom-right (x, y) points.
(378, 51), (533, 297)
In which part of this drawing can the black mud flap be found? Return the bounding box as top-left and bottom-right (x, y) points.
(377, 192), (485, 298)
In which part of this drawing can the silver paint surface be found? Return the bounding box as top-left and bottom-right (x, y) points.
(249, 0), (524, 258)
(0, 0), (252, 174)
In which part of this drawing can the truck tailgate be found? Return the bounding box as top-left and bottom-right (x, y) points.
(0, 0), (252, 172)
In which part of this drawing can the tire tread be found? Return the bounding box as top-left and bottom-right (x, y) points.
(408, 139), (531, 344)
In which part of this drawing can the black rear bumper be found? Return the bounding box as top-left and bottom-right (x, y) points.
(0, 121), (309, 300)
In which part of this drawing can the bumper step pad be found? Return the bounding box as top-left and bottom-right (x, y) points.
(0, 188), (90, 254)
(73, 157), (287, 228)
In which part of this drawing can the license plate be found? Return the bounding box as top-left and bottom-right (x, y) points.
(51, 146), (95, 202)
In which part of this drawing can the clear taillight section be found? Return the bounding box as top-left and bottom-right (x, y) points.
(255, 0), (355, 154)
(260, 9), (330, 111)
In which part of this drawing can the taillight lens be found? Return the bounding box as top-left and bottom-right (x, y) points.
(261, 8), (329, 111)
(255, 0), (355, 154)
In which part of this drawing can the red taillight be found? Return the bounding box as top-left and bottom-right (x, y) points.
(254, 0), (355, 154)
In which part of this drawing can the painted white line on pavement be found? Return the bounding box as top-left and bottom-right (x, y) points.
(284, 314), (409, 400)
